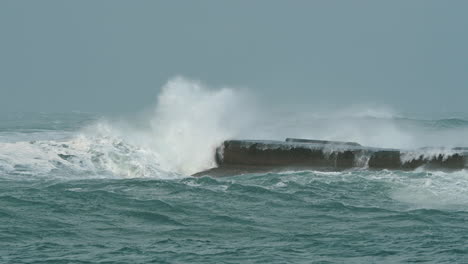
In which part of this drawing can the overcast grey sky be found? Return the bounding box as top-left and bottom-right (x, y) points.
(1, 0), (467, 114)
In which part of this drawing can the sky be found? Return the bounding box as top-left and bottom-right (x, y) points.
(0, 0), (467, 114)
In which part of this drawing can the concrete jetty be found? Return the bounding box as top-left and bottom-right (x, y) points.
(193, 138), (468, 177)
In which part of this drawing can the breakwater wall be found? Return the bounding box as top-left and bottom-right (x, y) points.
(194, 138), (468, 177)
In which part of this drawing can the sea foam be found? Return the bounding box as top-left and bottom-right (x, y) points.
(2, 77), (468, 179)
(0, 77), (253, 178)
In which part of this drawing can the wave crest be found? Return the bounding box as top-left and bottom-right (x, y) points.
(0, 77), (252, 179)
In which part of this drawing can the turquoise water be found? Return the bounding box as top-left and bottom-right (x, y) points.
(2, 112), (468, 263)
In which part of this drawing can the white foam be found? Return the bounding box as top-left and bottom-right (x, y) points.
(390, 170), (468, 210)
(0, 77), (253, 179)
(272, 169), (468, 210)
(400, 148), (462, 164)
(0, 131), (176, 179)
(2, 76), (468, 181)
(145, 76), (253, 175)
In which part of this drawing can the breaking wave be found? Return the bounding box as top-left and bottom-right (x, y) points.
(0, 77), (253, 179)
(1, 76), (468, 179)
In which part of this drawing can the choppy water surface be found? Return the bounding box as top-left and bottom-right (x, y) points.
(2, 79), (468, 263)
(3, 170), (468, 263)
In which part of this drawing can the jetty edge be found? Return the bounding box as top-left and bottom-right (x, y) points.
(193, 138), (468, 177)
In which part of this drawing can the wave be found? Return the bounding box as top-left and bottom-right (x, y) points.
(0, 77), (253, 179)
(0, 129), (175, 179)
(237, 169), (468, 211)
(1, 76), (468, 179)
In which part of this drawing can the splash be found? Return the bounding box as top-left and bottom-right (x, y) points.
(1, 77), (468, 179)
(0, 77), (253, 178)
(144, 76), (252, 174)
(256, 105), (468, 150)
(0, 128), (174, 179)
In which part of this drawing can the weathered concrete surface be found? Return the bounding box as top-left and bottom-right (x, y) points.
(193, 138), (468, 177)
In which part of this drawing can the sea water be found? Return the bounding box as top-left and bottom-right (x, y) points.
(2, 78), (468, 263)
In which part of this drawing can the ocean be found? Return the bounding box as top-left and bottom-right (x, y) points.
(2, 80), (468, 263)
